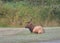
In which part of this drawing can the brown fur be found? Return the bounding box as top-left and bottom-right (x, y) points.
(25, 21), (45, 34)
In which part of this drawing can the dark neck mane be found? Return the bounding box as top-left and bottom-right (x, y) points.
(25, 22), (34, 32)
(28, 24), (34, 32)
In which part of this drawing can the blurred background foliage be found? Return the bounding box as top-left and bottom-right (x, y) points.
(0, 0), (60, 27)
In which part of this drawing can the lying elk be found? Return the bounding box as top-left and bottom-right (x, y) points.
(25, 21), (45, 34)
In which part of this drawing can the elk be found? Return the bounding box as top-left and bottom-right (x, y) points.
(25, 21), (45, 34)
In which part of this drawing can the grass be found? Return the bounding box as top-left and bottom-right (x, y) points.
(0, 27), (60, 43)
(0, 1), (60, 27)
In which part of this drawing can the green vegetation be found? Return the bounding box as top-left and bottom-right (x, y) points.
(0, 0), (60, 27)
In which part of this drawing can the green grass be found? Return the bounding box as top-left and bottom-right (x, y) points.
(0, 1), (60, 27)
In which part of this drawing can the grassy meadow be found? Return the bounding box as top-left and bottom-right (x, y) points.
(0, 27), (60, 43)
(0, 0), (60, 27)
